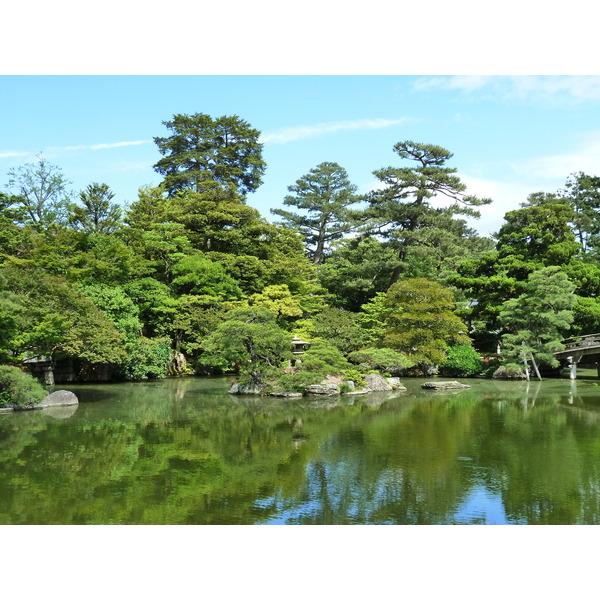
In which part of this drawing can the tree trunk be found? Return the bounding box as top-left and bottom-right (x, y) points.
(521, 344), (530, 381)
(530, 353), (542, 381)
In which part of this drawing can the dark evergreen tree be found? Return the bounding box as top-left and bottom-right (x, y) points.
(367, 141), (491, 286)
(153, 113), (266, 197)
(69, 183), (122, 234)
(271, 162), (361, 264)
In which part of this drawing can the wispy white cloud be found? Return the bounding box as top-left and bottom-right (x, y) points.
(414, 75), (495, 94)
(47, 140), (151, 152)
(512, 130), (600, 180)
(112, 160), (156, 173)
(260, 117), (412, 145)
(0, 151), (29, 159)
(414, 76), (600, 104)
(459, 175), (535, 236)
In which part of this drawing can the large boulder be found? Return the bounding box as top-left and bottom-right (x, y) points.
(306, 383), (339, 395)
(492, 366), (527, 380)
(38, 390), (79, 408)
(363, 373), (393, 391)
(421, 381), (471, 390)
(269, 391), (303, 398)
(386, 377), (407, 391)
(10, 389), (79, 411)
(228, 382), (266, 395)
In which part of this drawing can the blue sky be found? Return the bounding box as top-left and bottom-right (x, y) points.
(2, 75), (600, 236)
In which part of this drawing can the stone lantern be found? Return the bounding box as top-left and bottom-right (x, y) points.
(290, 336), (311, 367)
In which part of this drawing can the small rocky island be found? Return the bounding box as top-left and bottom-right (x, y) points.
(229, 373), (407, 396)
(421, 381), (471, 390)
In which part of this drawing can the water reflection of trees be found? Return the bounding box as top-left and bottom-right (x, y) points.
(2, 378), (600, 524)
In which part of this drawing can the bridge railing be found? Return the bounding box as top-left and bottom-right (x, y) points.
(561, 334), (600, 351)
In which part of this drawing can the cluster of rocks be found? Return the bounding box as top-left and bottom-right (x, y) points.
(0, 390), (79, 414)
(229, 373), (407, 397)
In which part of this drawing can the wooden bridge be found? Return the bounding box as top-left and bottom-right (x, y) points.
(553, 334), (600, 379)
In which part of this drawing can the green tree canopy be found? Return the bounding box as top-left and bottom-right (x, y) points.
(5, 155), (73, 226)
(499, 266), (576, 377)
(171, 254), (244, 300)
(317, 237), (400, 311)
(248, 284), (303, 323)
(199, 307), (292, 384)
(381, 277), (471, 370)
(496, 203), (580, 266)
(450, 202), (583, 351)
(523, 174), (600, 255)
(153, 113), (266, 197)
(69, 183), (122, 234)
(310, 306), (371, 354)
(271, 162), (361, 264)
(0, 265), (126, 365)
(367, 141), (491, 286)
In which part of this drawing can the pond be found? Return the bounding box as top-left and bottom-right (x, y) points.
(1, 375), (600, 525)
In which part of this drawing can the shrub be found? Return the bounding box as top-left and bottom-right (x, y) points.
(120, 337), (172, 380)
(480, 353), (502, 378)
(343, 367), (366, 388)
(296, 339), (351, 375)
(439, 345), (483, 377)
(275, 370), (324, 392)
(347, 347), (413, 375)
(339, 381), (354, 394)
(272, 339), (352, 393)
(492, 364), (528, 380)
(0, 365), (47, 406)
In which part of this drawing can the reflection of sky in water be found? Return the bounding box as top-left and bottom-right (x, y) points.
(258, 461), (527, 525)
(452, 461), (513, 525)
(259, 484), (519, 525)
(452, 485), (511, 525)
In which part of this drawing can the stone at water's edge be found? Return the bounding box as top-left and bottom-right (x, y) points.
(363, 373), (393, 391)
(306, 384), (339, 395)
(492, 366), (527, 380)
(228, 382), (266, 395)
(38, 390), (79, 407)
(385, 377), (407, 391)
(6, 389), (79, 412)
(421, 381), (471, 390)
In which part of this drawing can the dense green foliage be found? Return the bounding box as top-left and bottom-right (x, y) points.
(439, 345), (484, 377)
(277, 339), (352, 392)
(348, 347), (414, 374)
(0, 365), (47, 406)
(381, 278), (470, 371)
(2, 113), (599, 384)
(199, 307), (292, 384)
(499, 267), (576, 377)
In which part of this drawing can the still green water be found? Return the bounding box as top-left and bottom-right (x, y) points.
(1, 375), (600, 525)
